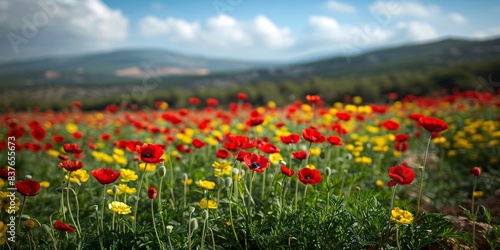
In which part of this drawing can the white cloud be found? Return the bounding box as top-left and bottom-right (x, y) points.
(0, 0), (128, 61)
(140, 16), (199, 41)
(139, 14), (294, 50)
(397, 21), (438, 41)
(306, 15), (392, 44)
(325, 1), (355, 13)
(449, 13), (467, 24)
(370, 1), (439, 18)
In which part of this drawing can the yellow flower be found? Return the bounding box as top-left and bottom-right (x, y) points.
(267, 101), (276, 109)
(391, 207), (413, 224)
(310, 148), (321, 156)
(108, 184), (137, 195)
(198, 198), (218, 209)
(212, 161), (232, 177)
(197, 180), (216, 190)
(0, 221), (8, 245)
(375, 180), (384, 187)
(108, 201), (132, 214)
(113, 155), (128, 165)
(40, 181), (50, 188)
(66, 123), (78, 133)
(138, 163), (156, 172)
(306, 164), (315, 169)
(113, 148), (125, 156)
(353, 96), (363, 104)
(182, 178), (193, 185)
(120, 169), (138, 182)
(212, 161), (232, 169)
(0, 191), (20, 212)
(46, 149), (61, 159)
(66, 169), (90, 184)
(269, 153), (283, 164)
(0, 179), (4, 188)
(473, 191), (484, 198)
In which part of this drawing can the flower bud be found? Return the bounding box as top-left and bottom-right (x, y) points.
(470, 167), (481, 176)
(189, 206), (195, 213)
(26, 175), (32, 179)
(325, 167), (331, 176)
(232, 168), (239, 175)
(24, 220), (36, 230)
(189, 218), (198, 234)
(224, 177), (233, 188)
(112, 185), (119, 195)
(201, 210), (209, 220)
(159, 166), (167, 178)
(166, 225), (173, 234)
(183, 173), (188, 181)
(42, 224), (52, 235)
(21, 214), (31, 220)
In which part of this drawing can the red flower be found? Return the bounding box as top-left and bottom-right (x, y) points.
(234, 150), (251, 162)
(470, 167), (481, 176)
(223, 135), (255, 151)
(409, 113), (424, 121)
(327, 136), (342, 146)
(72, 132), (84, 139)
(91, 168), (120, 185)
(237, 92), (248, 101)
(30, 126), (46, 141)
(280, 165), (295, 177)
(0, 168), (14, 180)
(395, 141), (408, 152)
(126, 140), (142, 152)
(192, 138), (206, 149)
(381, 120), (400, 131)
(335, 111), (351, 121)
(243, 153), (270, 173)
(216, 149), (230, 159)
(302, 128), (326, 143)
(52, 135), (65, 143)
(259, 143), (280, 154)
(246, 117), (264, 127)
(280, 134), (301, 144)
(136, 143), (164, 164)
(189, 97), (201, 105)
(53, 220), (75, 232)
(292, 151), (308, 160)
(387, 166), (415, 187)
(306, 95), (321, 104)
(418, 117), (449, 133)
(206, 98), (219, 106)
(58, 160), (84, 172)
(148, 186), (158, 199)
(298, 168), (322, 185)
(395, 134), (410, 142)
(15, 180), (41, 196)
(63, 143), (83, 154)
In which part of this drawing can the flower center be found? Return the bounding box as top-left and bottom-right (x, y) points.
(249, 162), (261, 169)
(305, 175), (311, 179)
(144, 153), (152, 158)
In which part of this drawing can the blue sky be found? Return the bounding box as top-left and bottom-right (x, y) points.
(1, 0), (500, 62)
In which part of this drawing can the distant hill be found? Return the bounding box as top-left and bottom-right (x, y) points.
(1, 37), (500, 89)
(0, 49), (281, 86)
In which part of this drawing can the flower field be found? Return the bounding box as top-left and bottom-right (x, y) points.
(1, 91), (500, 249)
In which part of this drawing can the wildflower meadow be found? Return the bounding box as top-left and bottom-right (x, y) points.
(1, 91), (500, 249)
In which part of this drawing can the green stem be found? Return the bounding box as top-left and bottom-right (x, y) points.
(396, 226), (401, 250)
(417, 134), (432, 214)
(390, 185), (397, 210)
(471, 176), (477, 248)
(101, 184), (106, 232)
(151, 199), (163, 249)
(134, 165), (148, 233)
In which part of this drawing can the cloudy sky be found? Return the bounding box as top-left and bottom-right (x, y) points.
(1, 0), (499, 62)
